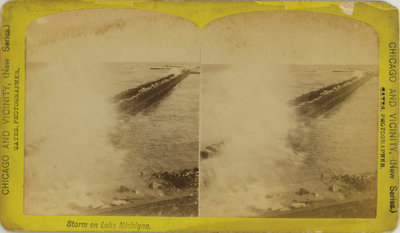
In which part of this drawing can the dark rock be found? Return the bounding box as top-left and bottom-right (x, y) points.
(116, 185), (130, 193)
(200, 151), (209, 159)
(296, 187), (310, 195)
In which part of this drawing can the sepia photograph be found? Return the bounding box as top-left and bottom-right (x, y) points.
(24, 9), (200, 216)
(24, 9), (378, 218)
(200, 11), (378, 218)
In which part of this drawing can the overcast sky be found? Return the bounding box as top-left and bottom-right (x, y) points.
(26, 9), (378, 65)
(202, 11), (378, 65)
(26, 9), (201, 63)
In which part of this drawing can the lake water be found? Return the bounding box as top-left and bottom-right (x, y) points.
(24, 62), (377, 216)
(24, 62), (199, 214)
(200, 64), (378, 217)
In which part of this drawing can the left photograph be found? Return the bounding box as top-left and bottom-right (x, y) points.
(24, 9), (200, 216)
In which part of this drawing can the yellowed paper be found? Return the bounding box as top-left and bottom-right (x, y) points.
(0, 1), (398, 232)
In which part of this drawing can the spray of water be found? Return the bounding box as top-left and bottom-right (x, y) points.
(24, 62), (198, 215)
(24, 62), (131, 215)
(200, 65), (305, 217)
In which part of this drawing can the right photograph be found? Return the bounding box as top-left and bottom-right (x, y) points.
(199, 11), (379, 218)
